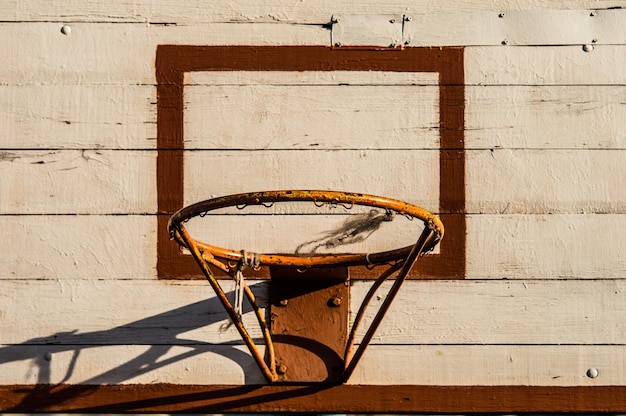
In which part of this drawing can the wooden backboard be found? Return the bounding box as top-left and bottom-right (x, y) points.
(1, 2), (625, 413)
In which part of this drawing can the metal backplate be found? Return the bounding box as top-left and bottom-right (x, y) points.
(270, 266), (349, 383)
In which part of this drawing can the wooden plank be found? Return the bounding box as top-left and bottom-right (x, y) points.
(183, 150), (439, 208)
(185, 70), (440, 86)
(0, 85), (155, 149)
(1, 279), (624, 345)
(0, 344), (266, 385)
(350, 345), (626, 386)
(2, 83), (623, 150)
(466, 45), (626, 85)
(404, 9), (626, 46)
(0, 215), (156, 279)
(0, 213), (624, 279)
(0, 150), (156, 214)
(0, 23), (328, 86)
(2, 23), (626, 86)
(466, 214), (626, 279)
(184, 84), (440, 150)
(466, 149), (626, 214)
(350, 279), (626, 344)
(3, 149), (624, 214)
(1, 1), (624, 23)
(466, 85), (626, 149)
(2, 384), (625, 413)
(0, 279), (268, 345)
(0, 343), (622, 386)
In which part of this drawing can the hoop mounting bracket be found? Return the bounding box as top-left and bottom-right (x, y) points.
(269, 266), (349, 383)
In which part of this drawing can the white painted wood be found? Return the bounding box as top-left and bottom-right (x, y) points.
(1, 343), (622, 386)
(2, 1), (624, 23)
(0, 23), (328, 86)
(183, 150), (439, 208)
(0, 343), (622, 386)
(404, 9), (626, 46)
(350, 279), (626, 344)
(466, 45), (626, 85)
(0, 344), (266, 385)
(0, 279), (268, 345)
(2, 83), (624, 150)
(0, 214), (624, 279)
(184, 84), (440, 150)
(331, 14), (403, 47)
(3, 24), (626, 86)
(0, 85), (156, 149)
(0, 150), (156, 214)
(466, 85), (626, 149)
(185, 70), (440, 86)
(349, 345), (626, 386)
(0, 215), (156, 279)
(466, 214), (626, 279)
(1, 279), (624, 345)
(3, 148), (624, 215)
(466, 149), (626, 214)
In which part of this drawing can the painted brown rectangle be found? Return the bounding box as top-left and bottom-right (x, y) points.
(156, 46), (465, 280)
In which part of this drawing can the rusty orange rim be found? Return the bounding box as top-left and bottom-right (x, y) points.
(168, 190), (444, 271)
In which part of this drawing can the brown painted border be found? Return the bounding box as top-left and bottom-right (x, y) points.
(156, 46), (466, 279)
(2, 384), (625, 413)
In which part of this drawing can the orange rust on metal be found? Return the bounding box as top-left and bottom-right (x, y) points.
(169, 191), (442, 383)
(175, 225), (278, 383)
(168, 190), (443, 271)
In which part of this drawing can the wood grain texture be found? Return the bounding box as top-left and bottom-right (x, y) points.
(1, 214), (623, 279)
(1, 23), (625, 86)
(1, 1), (624, 23)
(466, 45), (626, 85)
(1, 279), (624, 345)
(2, 83), (624, 150)
(0, 23), (328, 86)
(0, 344), (622, 386)
(0, 0), (625, 405)
(2, 149), (623, 214)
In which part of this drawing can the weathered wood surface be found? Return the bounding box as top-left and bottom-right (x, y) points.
(1, 279), (624, 385)
(1, 24), (625, 86)
(1, 280), (624, 345)
(1, 149), (623, 214)
(2, 83), (625, 149)
(1, 0), (625, 394)
(1, 343), (622, 386)
(1, 1), (623, 23)
(1, 214), (624, 279)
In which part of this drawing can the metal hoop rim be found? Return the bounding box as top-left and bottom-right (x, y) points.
(168, 190), (444, 269)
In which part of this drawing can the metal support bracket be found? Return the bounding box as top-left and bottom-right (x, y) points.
(270, 266), (349, 383)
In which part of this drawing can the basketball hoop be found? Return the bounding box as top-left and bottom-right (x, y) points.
(168, 190), (444, 383)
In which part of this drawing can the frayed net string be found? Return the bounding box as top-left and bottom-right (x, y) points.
(233, 250), (261, 320)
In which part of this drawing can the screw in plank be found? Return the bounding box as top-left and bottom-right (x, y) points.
(329, 297), (342, 307)
(60, 25), (72, 35)
(586, 368), (599, 378)
(279, 299), (289, 306)
(277, 364), (288, 375)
